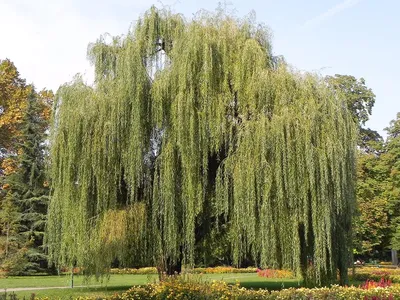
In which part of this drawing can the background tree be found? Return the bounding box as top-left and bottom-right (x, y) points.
(0, 60), (52, 274)
(326, 74), (393, 259)
(0, 59), (30, 178)
(326, 74), (379, 150)
(0, 59), (52, 177)
(325, 75), (375, 127)
(383, 113), (400, 250)
(0, 90), (50, 274)
(353, 138), (391, 256)
(47, 7), (357, 285)
(0, 192), (21, 263)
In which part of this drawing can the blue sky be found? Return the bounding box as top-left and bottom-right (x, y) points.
(1, 0), (398, 136)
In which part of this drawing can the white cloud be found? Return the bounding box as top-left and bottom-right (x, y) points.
(302, 0), (364, 29)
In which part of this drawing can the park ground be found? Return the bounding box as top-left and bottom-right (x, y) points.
(0, 273), (303, 299)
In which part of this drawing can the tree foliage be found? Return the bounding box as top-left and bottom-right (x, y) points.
(384, 113), (400, 250)
(0, 59), (53, 177)
(326, 74), (393, 258)
(0, 60), (52, 274)
(0, 59), (30, 176)
(325, 75), (375, 127)
(353, 141), (390, 255)
(47, 7), (357, 285)
(0, 90), (50, 274)
(326, 74), (378, 153)
(350, 111), (400, 257)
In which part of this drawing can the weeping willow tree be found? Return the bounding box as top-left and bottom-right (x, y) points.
(46, 6), (357, 285)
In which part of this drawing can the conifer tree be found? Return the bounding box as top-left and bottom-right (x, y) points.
(0, 90), (49, 274)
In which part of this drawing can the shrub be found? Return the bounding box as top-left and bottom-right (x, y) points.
(361, 278), (392, 290)
(256, 268), (295, 279)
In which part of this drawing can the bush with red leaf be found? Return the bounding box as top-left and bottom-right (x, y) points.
(361, 278), (392, 289)
(256, 268), (295, 279)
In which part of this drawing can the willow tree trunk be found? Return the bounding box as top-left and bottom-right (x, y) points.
(156, 253), (183, 280)
(166, 256), (182, 276)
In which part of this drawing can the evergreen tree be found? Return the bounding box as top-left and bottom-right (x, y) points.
(0, 191), (21, 265)
(0, 90), (49, 274)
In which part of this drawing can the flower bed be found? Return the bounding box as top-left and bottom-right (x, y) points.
(109, 266), (258, 275)
(105, 278), (400, 300)
(361, 278), (392, 289)
(352, 267), (400, 283)
(257, 268), (295, 279)
(190, 266), (257, 274)
(110, 267), (158, 275)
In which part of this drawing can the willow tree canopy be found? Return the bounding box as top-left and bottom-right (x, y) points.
(46, 7), (357, 285)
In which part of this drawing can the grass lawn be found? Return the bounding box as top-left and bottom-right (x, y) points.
(0, 273), (302, 299)
(0, 274), (156, 289)
(2, 286), (130, 299)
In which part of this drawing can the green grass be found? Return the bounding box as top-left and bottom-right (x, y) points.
(2, 286), (127, 299)
(0, 274), (156, 289)
(0, 273), (302, 299)
(0, 274), (157, 299)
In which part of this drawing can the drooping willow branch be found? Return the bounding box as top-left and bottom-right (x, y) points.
(46, 6), (357, 285)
